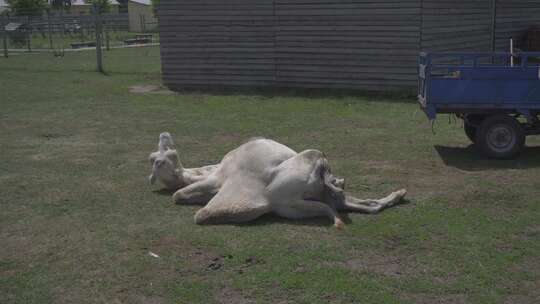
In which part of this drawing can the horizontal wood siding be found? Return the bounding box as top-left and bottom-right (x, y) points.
(420, 0), (493, 53)
(274, 0), (421, 90)
(158, 0), (422, 91)
(495, 0), (540, 51)
(157, 0), (275, 89)
(158, 0), (540, 91)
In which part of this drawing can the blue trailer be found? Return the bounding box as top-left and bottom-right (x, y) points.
(418, 52), (540, 159)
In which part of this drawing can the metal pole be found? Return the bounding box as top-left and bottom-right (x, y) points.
(59, 8), (65, 55)
(105, 22), (110, 51)
(47, 10), (53, 50)
(94, 5), (103, 73)
(142, 14), (146, 33)
(26, 16), (31, 52)
(2, 16), (8, 58)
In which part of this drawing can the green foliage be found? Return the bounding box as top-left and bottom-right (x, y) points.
(6, 0), (48, 16)
(50, 0), (71, 10)
(84, 0), (110, 14)
(150, 0), (159, 14)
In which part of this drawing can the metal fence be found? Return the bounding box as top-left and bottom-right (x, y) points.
(1, 8), (158, 58)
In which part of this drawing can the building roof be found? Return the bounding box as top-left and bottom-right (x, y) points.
(39, 0), (120, 6)
(70, 0), (120, 5)
(130, 0), (151, 5)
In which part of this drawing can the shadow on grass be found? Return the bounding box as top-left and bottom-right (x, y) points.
(165, 86), (416, 103)
(235, 199), (411, 228)
(153, 188), (176, 196)
(154, 189), (410, 227)
(435, 144), (540, 171)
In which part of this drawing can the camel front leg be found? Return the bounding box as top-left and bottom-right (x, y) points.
(173, 177), (220, 205)
(337, 189), (407, 214)
(180, 164), (219, 184)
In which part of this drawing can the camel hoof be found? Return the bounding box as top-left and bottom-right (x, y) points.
(334, 219), (345, 230)
(389, 189), (407, 207)
(396, 189), (407, 199)
(172, 191), (183, 204)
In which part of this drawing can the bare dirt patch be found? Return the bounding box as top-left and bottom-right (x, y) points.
(215, 286), (255, 304)
(344, 255), (405, 278)
(129, 85), (174, 95)
(503, 295), (535, 304)
(400, 293), (467, 304)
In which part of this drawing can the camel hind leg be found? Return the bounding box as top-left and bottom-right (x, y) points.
(194, 200), (270, 225)
(193, 177), (271, 225)
(336, 189), (407, 214)
(273, 199), (345, 229)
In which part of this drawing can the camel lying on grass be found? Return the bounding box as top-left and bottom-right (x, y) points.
(149, 133), (406, 228)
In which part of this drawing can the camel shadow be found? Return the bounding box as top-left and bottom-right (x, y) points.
(435, 144), (540, 171)
(153, 188), (176, 196)
(237, 198), (411, 228)
(153, 189), (411, 227)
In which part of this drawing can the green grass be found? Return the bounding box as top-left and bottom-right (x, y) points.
(1, 47), (540, 304)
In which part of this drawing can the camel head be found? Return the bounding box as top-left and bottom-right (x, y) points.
(148, 149), (183, 189)
(148, 133), (184, 190)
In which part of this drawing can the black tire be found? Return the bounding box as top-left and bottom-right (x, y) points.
(475, 115), (525, 159)
(463, 114), (487, 143)
(464, 122), (477, 143)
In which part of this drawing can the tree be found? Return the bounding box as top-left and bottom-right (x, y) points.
(50, 0), (71, 10)
(84, 0), (110, 14)
(6, 0), (48, 16)
(150, 0), (159, 14)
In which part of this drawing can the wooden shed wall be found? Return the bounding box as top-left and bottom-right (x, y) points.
(158, 0), (540, 91)
(158, 0), (275, 88)
(158, 0), (421, 91)
(420, 0), (494, 52)
(495, 0), (540, 51)
(272, 0), (421, 90)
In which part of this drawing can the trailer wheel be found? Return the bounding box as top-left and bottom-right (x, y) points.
(464, 122), (477, 143)
(463, 114), (487, 143)
(475, 115), (525, 159)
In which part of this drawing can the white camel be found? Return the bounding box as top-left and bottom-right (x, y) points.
(149, 133), (406, 228)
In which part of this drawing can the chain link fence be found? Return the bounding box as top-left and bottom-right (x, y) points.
(1, 6), (159, 72)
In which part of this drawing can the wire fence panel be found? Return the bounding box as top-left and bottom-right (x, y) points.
(1, 8), (157, 55)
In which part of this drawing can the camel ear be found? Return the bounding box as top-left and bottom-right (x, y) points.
(149, 151), (159, 164)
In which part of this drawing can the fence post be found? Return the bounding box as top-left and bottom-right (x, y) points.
(2, 16), (8, 58)
(105, 21), (110, 51)
(59, 8), (65, 55)
(142, 14), (146, 33)
(47, 10), (53, 50)
(93, 5), (104, 73)
(26, 16), (31, 52)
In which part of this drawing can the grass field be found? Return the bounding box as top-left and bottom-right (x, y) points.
(1, 47), (540, 304)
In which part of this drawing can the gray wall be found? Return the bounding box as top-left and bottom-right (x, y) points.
(158, 0), (540, 92)
(158, 0), (275, 88)
(420, 1), (494, 52)
(495, 0), (540, 51)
